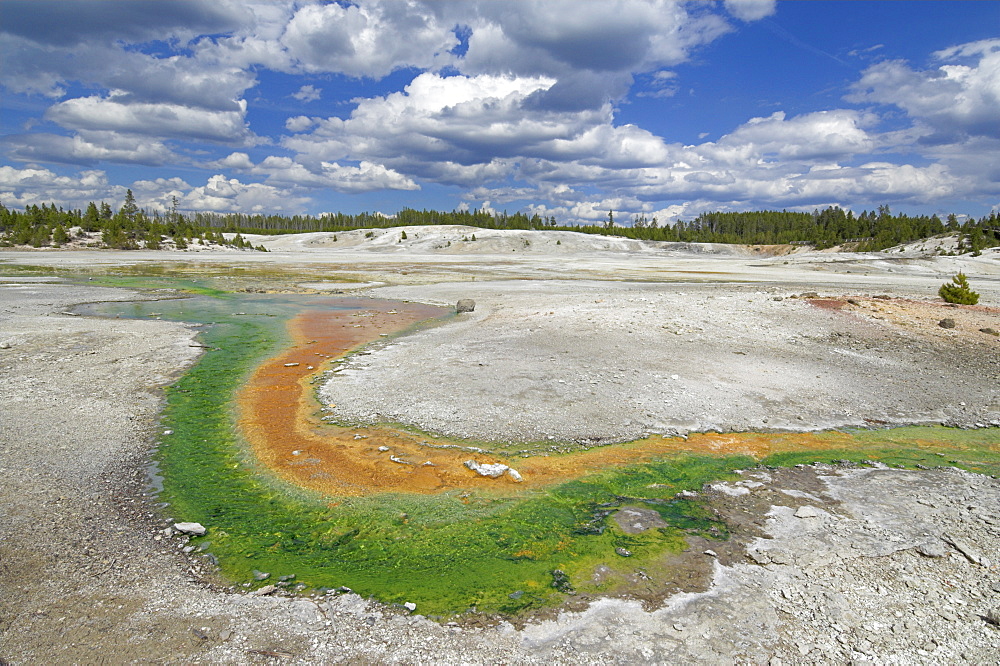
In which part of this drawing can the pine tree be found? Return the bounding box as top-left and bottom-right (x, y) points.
(145, 227), (161, 250)
(939, 273), (979, 305)
(83, 202), (101, 231)
(52, 224), (68, 246)
(120, 189), (139, 222)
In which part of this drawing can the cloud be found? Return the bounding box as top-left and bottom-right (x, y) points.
(636, 70), (679, 98)
(45, 93), (257, 145)
(283, 72), (568, 174)
(0, 166), (310, 215)
(0, 0), (756, 186)
(251, 156), (419, 193)
(212, 152), (255, 170)
(128, 177), (192, 211)
(457, 1), (734, 109)
(291, 85), (321, 103)
(284, 71), (682, 186)
(282, 71), (882, 206)
(1, 131), (176, 166)
(1, 4), (993, 224)
(279, 1), (457, 78)
(848, 38), (1000, 141)
(713, 110), (875, 161)
(183, 174), (310, 213)
(285, 116), (317, 132)
(0, 165), (119, 208)
(724, 0), (777, 22)
(0, 0), (248, 47)
(460, 1), (737, 76)
(1, 5), (257, 108)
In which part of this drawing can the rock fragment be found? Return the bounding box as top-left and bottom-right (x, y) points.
(794, 505), (821, 519)
(915, 539), (948, 558)
(944, 533), (991, 567)
(456, 299), (476, 313)
(173, 522), (207, 536)
(464, 459), (523, 482)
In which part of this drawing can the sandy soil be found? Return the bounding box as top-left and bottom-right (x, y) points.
(1, 230), (999, 664)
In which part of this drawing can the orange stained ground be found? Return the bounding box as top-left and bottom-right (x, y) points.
(238, 303), (880, 497)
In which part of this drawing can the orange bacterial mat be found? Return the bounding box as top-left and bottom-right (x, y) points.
(239, 302), (878, 497)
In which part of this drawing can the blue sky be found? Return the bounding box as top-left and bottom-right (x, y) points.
(1, 0), (998, 224)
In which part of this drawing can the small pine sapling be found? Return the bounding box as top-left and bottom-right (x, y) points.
(938, 272), (979, 305)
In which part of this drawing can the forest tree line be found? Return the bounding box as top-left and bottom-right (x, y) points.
(2, 191), (998, 255)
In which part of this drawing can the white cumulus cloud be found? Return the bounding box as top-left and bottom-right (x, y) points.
(251, 155), (419, 193)
(2, 131), (176, 166)
(724, 0), (777, 22)
(279, 1), (457, 78)
(849, 38), (1000, 140)
(291, 85), (321, 103)
(46, 93), (257, 145)
(183, 174), (310, 213)
(0, 165), (118, 209)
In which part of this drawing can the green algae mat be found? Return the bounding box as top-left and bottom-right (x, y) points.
(79, 276), (1000, 619)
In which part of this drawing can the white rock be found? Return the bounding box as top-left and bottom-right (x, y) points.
(794, 506), (821, 519)
(463, 461), (523, 481)
(465, 460), (514, 479)
(710, 483), (750, 497)
(173, 521), (207, 536)
(403, 602), (417, 612)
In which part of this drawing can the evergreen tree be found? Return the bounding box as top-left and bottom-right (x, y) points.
(145, 227), (162, 250)
(82, 202), (101, 230)
(120, 189), (139, 222)
(29, 225), (50, 247)
(52, 224), (69, 246)
(939, 273), (979, 305)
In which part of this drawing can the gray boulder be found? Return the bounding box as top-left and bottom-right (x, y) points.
(456, 299), (476, 313)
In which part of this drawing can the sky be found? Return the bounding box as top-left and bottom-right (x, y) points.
(1, 0), (998, 225)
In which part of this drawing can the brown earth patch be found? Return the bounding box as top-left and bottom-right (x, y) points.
(808, 298), (847, 310)
(842, 296), (1000, 344)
